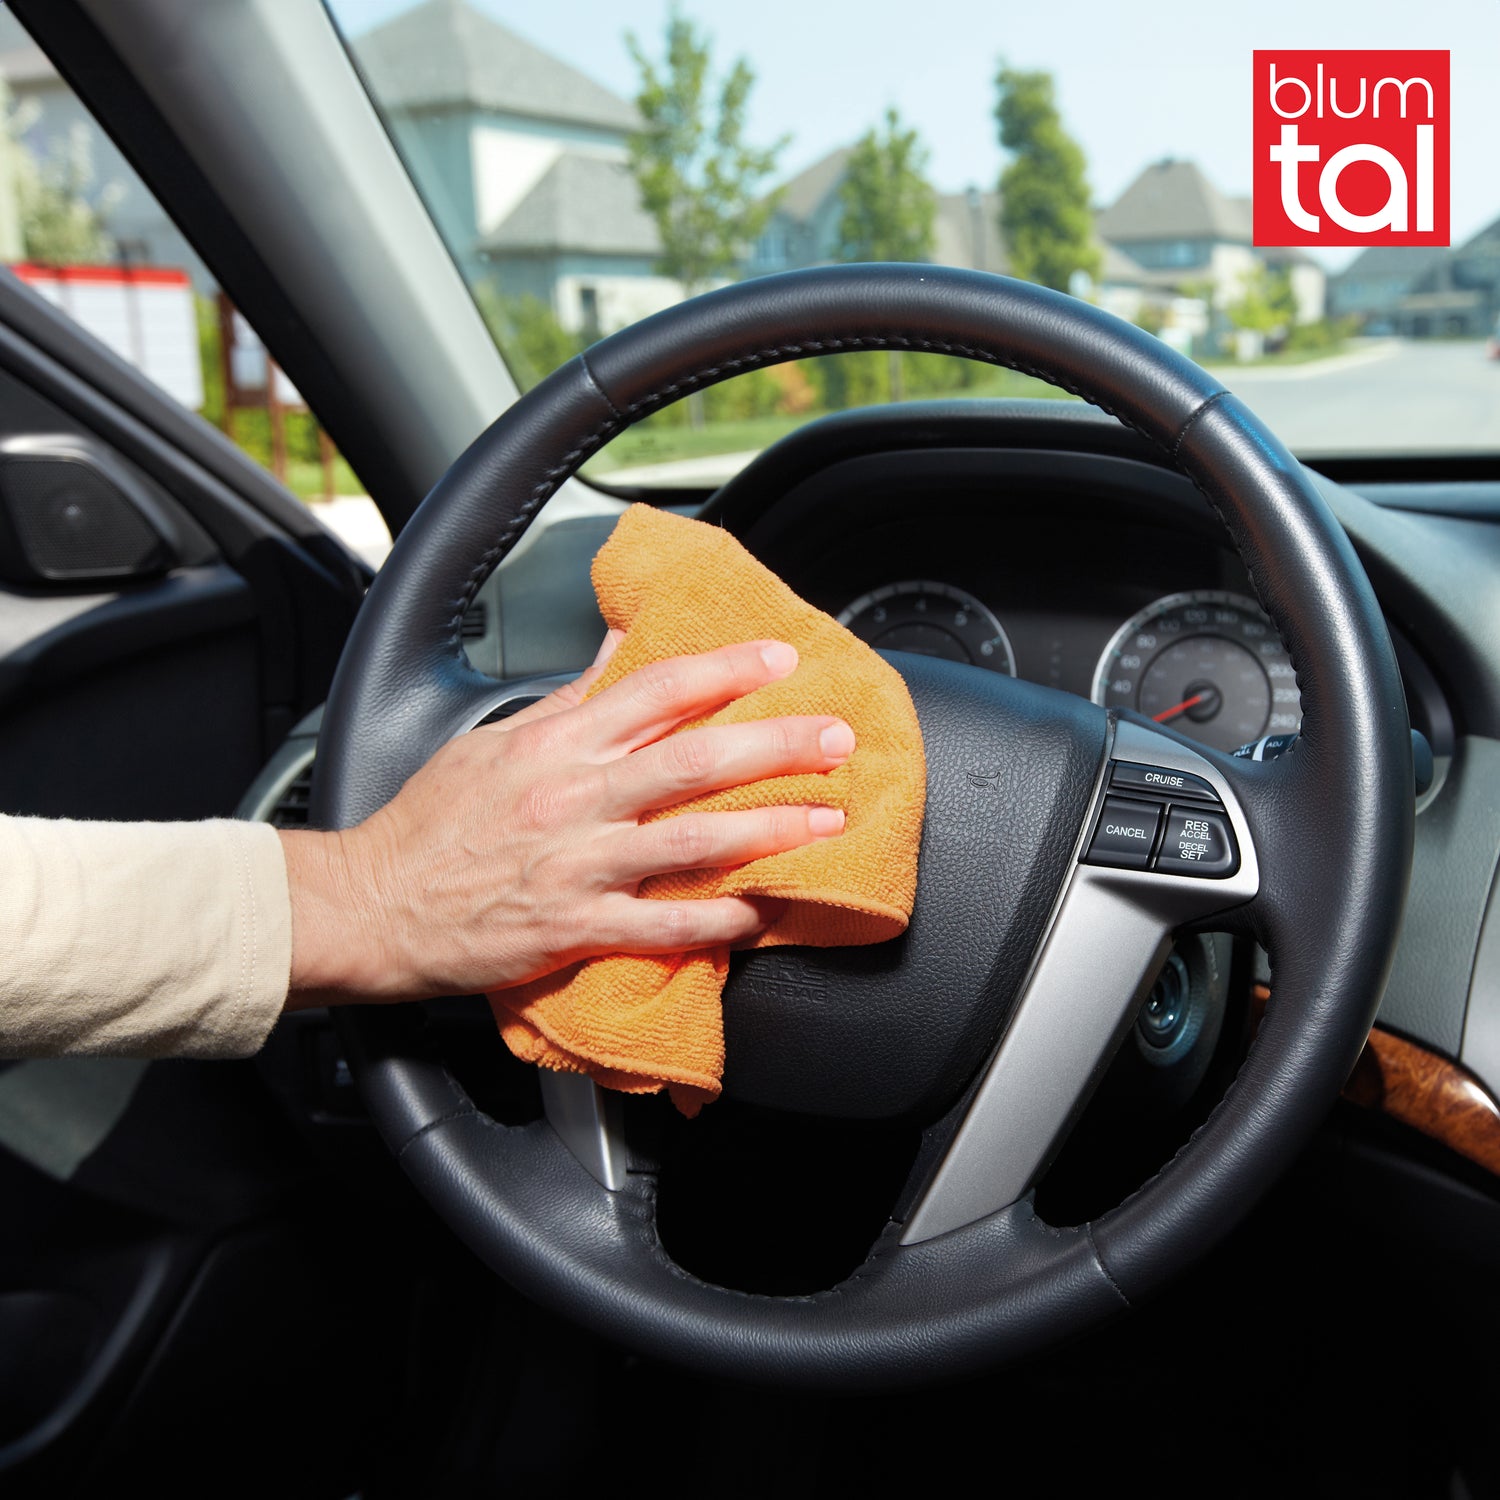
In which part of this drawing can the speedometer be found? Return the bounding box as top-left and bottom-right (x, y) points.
(1090, 590), (1301, 753)
(837, 580), (1015, 675)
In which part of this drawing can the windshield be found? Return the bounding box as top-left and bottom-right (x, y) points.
(327, 0), (1500, 486)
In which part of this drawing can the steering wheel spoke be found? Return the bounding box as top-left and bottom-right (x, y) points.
(901, 717), (1260, 1243)
(539, 1072), (629, 1190)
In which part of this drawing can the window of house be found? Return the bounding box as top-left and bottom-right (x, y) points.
(578, 284), (601, 341)
(757, 227), (790, 269)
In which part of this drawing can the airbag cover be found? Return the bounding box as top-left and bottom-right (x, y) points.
(721, 650), (1106, 1120)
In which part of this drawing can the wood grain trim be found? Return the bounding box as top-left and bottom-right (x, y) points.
(1252, 982), (1500, 1177)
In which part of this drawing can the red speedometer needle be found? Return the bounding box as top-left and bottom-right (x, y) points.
(1153, 693), (1205, 723)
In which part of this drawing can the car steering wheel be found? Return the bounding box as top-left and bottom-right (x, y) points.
(311, 265), (1412, 1389)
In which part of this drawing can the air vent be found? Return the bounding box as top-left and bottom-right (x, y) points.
(268, 760), (314, 828)
(461, 602), (488, 640)
(477, 696), (542, 726)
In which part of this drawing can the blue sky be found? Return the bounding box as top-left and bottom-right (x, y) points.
(330, 0), (1500, 267)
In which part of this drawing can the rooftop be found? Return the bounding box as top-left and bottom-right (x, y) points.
(1096, 158), (1252, 245)
(933, 189), (1007, 275)
(1336, 243), (1452, 283)
(354, 0), (638, 133)
(773, 147), (856, 222)
(483, 152), (659, 257)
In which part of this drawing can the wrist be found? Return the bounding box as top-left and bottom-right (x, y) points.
(279, 826), (399, 1005)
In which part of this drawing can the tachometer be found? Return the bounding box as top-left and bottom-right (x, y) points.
(837, 580), (1015, 675)
(1090, 590), (1300, 753)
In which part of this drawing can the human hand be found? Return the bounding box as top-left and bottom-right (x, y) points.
(280, 637), (853, 1005)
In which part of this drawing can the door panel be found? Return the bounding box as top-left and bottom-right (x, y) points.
(0, 241), (368, 1489)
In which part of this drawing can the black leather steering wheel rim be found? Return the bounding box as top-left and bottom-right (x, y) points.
(312, 265), (1412, 1388)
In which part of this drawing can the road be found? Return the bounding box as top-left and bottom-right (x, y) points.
(1222, 339), (1500, 455)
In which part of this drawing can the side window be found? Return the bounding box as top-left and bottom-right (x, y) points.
(0, 7), (389, 567)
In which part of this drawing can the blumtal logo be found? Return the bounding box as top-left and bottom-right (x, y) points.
(1253, 50), (1449, 247)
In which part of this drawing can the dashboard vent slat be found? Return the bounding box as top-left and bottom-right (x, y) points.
(269, 761), (314, 828)
(461, 602), (488, 640)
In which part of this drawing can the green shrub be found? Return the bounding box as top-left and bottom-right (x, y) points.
(1282, 315), (1358, 353)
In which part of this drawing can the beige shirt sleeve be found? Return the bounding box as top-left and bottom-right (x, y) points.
(0, 817), (292, 1060)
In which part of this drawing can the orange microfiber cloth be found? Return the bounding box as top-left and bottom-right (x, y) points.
(489, 504), (926, 1115)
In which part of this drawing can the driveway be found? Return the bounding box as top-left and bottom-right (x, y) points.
(1224, 339), (1499, 455)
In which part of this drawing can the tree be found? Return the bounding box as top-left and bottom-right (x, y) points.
(626, 10), (786, 298)
(1224, 264), (1297, 359)
(2, 102), (118, 264)
(994, 65), (1099, 293)
(472, 287), (583, 389)
(835, 107), (936, 263)
(1225, 264), (1296, 335)
(833, 107), (937, 401)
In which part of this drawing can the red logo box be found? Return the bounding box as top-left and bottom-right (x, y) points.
(1253, 49), (1449, 248)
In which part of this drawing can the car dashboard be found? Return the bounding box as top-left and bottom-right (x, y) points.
(498, 401), (1497, 1079)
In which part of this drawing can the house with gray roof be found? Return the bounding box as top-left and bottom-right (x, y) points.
(1095, 158), (1253, 274)
(1331, 243), (1469, 334)
(744, 146), (1007, 280)
(354, 0), (675, 338)
(1385, 216), (1500, 338)
(1095, 158), (1324, 346)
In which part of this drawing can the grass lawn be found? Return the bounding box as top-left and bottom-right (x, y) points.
(584, 415), (808, 475)
(280, 453), (365, 501)
(1202, 341), (1354, 372)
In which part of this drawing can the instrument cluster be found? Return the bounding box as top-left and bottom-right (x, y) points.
(837, 578), (1301, 753)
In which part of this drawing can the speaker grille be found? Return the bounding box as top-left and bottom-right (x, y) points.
(1, 457), (166, 579)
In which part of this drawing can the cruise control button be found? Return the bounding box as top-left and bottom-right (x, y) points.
(1085, 796), (1163, 870)
(1109, 761), (1220, 803)
(1154, 807), (1239, 878)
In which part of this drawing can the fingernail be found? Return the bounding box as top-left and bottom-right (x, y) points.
(819, 721), (856, 759)
(759, 641), (798, 678)
(592, 629), (623, 666)
(808, 806), (845, 837)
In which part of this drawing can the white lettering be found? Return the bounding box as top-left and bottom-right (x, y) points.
(1373, 75), (1435, 120)
(1105, 824), (1149, 839)
(1320, 142), (1407, 233)
(1270, 62), (1312, 118)
(1270, 124), (1321, 233)
(1329, 74), (1366, 119)
(1416, 123), (1434, 231)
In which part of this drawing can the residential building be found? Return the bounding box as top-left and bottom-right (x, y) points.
(1094, 158), (1324, 353)
(0, 10), (210, 283)
(1331, 218), (1500, 338)
(1329, 244), (1450, 331)
(745, 146), (1007, 279)
(353, 0), (676, 336)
